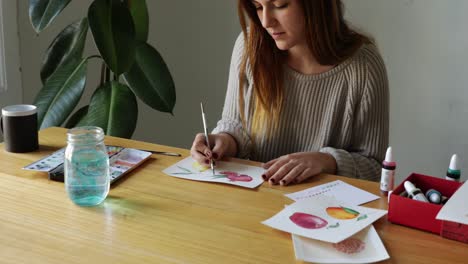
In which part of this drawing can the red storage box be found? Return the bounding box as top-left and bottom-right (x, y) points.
(387, 173), (463, 234)
(440, 220), (468, 243)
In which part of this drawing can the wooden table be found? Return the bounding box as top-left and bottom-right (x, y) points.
(0, 127), (466, 263)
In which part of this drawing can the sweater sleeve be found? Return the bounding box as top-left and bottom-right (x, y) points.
(211, 33), (253, 159)
(320, 47), (389, 181)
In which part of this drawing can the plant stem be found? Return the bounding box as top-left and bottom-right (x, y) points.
(105, 66), (110, 83)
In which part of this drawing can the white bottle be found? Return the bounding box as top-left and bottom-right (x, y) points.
(380, 147), (396, 196)
(404, 181), (429, 203)
(446, 154), (461, 182)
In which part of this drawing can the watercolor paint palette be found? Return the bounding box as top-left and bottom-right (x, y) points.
(107, 148), (152, 183)
(24, 148), (67, 172)
(163, 157), (265, 189)
(262, 195), (387, 243)
(23, 146), (152, 184)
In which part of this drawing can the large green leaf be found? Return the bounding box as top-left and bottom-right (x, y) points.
(34, 58), (88, 129)
(41, 18), (88, 84)
(127, 0), (149, 41)
(64, 105), (89, 128)
(123, 42), (176, 114)
(88, 0), (136, 75)
(29, 0), (72, 33)
(77, 81), (138, 138)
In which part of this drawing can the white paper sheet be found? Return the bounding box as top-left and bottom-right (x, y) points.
(436, 181), (468, 225)
(292, 225), (389, 264)
(163, 157), (265, 189)
(285, 180), (380, 206)
(262, 196), (387, 243)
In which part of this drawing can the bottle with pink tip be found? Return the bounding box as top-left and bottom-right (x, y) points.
(380, 146), (396, 196)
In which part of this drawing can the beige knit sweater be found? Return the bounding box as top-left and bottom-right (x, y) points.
(212, 34), (389, 181)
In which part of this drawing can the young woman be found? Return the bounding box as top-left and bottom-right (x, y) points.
(191, 0), (389, 185)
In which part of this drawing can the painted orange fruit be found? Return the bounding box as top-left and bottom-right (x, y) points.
(326, 206), (360, 220)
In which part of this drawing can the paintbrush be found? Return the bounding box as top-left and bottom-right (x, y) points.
(200, 102), (215, 175)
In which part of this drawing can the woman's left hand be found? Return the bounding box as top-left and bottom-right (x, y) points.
(262, 152), (337, 186)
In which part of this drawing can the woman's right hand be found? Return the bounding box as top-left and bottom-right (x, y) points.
(190, 132), (237, 166)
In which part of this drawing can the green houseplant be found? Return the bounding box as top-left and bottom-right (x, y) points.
(29, 0), (176, 138)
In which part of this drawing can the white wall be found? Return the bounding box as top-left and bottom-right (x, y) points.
(16, 1), (468, 182)
(345, 0), (468, 182)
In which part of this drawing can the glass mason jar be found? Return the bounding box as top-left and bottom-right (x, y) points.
(65, 126), (109, 206)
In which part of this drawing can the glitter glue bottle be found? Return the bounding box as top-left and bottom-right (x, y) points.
(446, 154), (461, 182)
(404, 181), (429, 203)
(380, 146), (396, 196)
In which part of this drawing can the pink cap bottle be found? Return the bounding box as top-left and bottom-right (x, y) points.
(380, 147), (396, 196)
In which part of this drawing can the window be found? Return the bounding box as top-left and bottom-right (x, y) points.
(0, 0), (22, 103)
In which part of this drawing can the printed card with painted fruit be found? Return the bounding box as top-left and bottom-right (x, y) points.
(262, 195), (387, 243)
(163, 157), (265, 189)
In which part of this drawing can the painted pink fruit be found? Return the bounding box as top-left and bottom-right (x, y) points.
(227, 174), (253, 182)
(289, 212), (328, 229)
(219, 171), (253, 182)
(333, 238), (365, 254)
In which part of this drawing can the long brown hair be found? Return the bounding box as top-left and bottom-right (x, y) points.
(237, 0), (371, 140)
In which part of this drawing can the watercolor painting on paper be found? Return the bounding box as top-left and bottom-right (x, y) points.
(292, 225), (389, 263)
(163, 157), (265, 188)
(262, 196), (387, 243)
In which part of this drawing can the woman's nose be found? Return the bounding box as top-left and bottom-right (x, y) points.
(261, 9), (276, 28)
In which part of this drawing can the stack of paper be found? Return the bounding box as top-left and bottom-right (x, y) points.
(262, 182), (390, 263)
(285, 180), (380, 205)
(292, 225), (388, 263)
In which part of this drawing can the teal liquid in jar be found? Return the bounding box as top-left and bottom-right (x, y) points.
(65, 127), (109, 206)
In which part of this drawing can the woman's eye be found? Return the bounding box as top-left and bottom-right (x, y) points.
(254, 5), (263, 10)
(275, 4), (288, 9)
